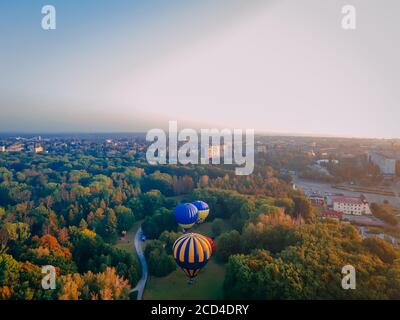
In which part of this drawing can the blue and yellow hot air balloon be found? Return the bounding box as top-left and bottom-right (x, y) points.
(173, 203), (198, 230)
(192, 201), (209, 223)
(173, 233), (212, 280)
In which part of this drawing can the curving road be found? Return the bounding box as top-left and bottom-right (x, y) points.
(130, 227), (148, 300)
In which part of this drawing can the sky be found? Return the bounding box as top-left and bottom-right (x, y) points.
(0, 0), (399, 138)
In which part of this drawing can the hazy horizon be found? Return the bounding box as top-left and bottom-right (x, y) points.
(1, 0), (399, 139)
(0, 129), (398, 141)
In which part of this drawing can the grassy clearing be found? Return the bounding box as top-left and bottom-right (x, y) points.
(143, 259), (226, 300)
(114, 220), (142, 254)
(143, 219), (232, 300)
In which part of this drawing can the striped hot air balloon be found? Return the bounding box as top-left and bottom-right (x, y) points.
(173, 203), (198, 230)
(192, 201), (209, 224)
(173, 233), (212, 280)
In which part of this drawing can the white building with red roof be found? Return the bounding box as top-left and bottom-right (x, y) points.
(332, 195), (371, 216)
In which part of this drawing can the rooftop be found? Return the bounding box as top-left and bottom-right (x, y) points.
(321, 210), (343, 218)
(332, 196), (366, 205)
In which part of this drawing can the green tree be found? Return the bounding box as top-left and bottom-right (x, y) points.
(114, 205), (135, 232)
(142, 208), (177, 239)
(159, 230), (182, 254)
(363, 237), (400, 264)
(142, 172), (174, 196)
(144, 240), (176, 277)
(216, 230), (242, 262)
(211, 218), (224, 237)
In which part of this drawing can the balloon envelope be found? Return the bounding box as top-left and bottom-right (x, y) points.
(173, 233), (212, 279)
(205, 236), (215, 254)
(173, 203), (198, 229)
(192, 201), (209, 223)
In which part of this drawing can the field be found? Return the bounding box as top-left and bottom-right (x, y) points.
(114, 220), (142, 254)
(143, 219), (232, 300)
(143, 259), (226, 300)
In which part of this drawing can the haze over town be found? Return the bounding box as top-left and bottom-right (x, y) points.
(1, 0), (400, 138)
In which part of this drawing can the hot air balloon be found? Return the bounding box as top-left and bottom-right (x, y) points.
(173, 203), (198, 230)
(173, 233), (212, 282)
(192, 201), (209, 223)
(204, 236), (215, 254)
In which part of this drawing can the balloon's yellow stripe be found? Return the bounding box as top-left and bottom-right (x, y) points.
(197, 237), (211, 258)
(195, 237), (204, 263)
(179, 237), (190, 262)
(179, 222), (195, 229)
(173, 235), (188, 258)
(188, 238), (195, 263)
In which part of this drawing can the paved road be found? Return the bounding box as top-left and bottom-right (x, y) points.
(130, 227), (148, 300)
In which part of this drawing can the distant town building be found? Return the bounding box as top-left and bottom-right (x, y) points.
(320, 210), (343, 220)
(368, 152), (396, 176)
(34, 146), (44, 153)
(256, 145), (267, 154)
(309, 194), (325, 206)
(316, 159), (339, 165)
(332, 195), (371, 216)
(305, 150), (316, 157)
(6, 143), (24, 152)
(308, 163), (330, 175)
(0, 146), (5, 152)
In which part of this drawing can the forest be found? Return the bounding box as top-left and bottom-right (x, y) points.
(0, 151), (400, 299)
